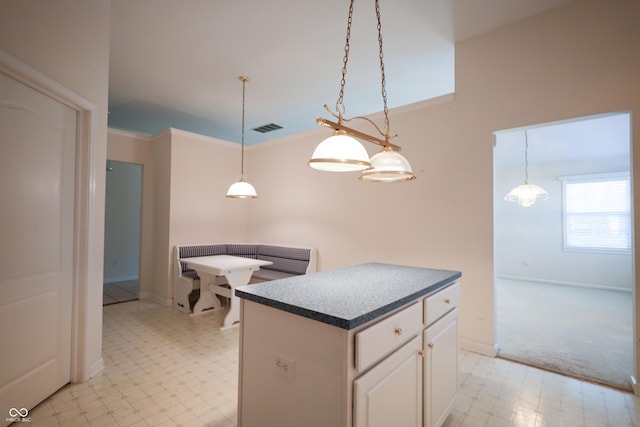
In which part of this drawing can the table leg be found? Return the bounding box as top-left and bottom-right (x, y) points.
(192, 272), (223, 314)
(220, 269), (254, 330)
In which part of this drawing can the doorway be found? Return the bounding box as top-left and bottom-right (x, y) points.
(103, 160), (142, 305)
(493, 112), (633, 390)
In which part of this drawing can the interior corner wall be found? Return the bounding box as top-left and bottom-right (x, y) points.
(0, 0), (112, 380)
(107, 129), (154, 299)
(108, 127), (250, 306)
(166, 129), (250, 299)
(247, 0), (640, 355)
(150, 129), (173, 305)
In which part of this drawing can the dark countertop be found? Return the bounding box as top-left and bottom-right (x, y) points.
(236, 262), (461, 330)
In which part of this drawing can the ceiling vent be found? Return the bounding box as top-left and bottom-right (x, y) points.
(253, 123), (283, 133)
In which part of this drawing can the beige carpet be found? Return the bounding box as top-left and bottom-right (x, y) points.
(497, 278), (633, 391)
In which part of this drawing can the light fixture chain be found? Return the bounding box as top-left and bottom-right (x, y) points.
(336, 0), (355, 119)
(241, 77), (247, 177)
(375, 0), (390, 141)
(309, 0), (415, 181)
(227, 75), (257, 198)
(524, 129), (529, 184)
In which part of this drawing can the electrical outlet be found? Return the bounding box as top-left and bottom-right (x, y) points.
(273, 353), (295, 381)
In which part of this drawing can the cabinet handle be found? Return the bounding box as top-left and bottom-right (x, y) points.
(428, 342), (434, 349)
(418, 350), (425, 358)
(394, 328), (403, 336)
(444, 298), (451, 304)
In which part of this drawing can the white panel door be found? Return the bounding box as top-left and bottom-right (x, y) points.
(0, 71), (75, 424)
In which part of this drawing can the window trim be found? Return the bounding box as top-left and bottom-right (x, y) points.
(560, 171), (632, 255)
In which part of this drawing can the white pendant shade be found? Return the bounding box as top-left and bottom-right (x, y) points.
(359, 147), (416, 182)
(504, 130), (549, 207)
(226, 178), (257, 199)
(308, 131), (371, 172)
(504, 183), (549, 207)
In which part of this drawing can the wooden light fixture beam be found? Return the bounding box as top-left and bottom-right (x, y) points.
(316, 117), (402, 151)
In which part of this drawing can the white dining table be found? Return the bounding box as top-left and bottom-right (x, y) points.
(179, 255), (272, 330)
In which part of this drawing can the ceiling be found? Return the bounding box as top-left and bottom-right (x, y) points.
(108, 0), (571, 145)
(494, 113), (631, 167)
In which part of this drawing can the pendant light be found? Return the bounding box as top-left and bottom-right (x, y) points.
(226, 76), (257, 199)
(309, 0), (416, 182)
(504, 130), (549, 207)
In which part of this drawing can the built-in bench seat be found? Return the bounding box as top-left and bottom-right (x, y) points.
(174, 243), (317, 312)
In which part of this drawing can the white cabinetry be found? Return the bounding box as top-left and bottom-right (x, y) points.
(353, 284), (460, 427)
(355, 302), (423, 371)
(354, 335), (423, 427)
(424, 282), (460, 427)
(424, 308), (459, 427)
(237, 272), (460, 427)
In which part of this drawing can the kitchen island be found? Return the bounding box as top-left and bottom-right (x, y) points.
(235, 262), (461, 427)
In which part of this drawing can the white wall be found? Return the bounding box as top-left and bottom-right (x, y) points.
(106, 0), (640, 358)
(495, 155), (632, 290)
(168, 129), (249, 245)
(144, 128), (249, 304)
(7, 0), (637, 390)
(0, 0), (111, 379)
(246, 0), (640, 355)
(151, 129), (173, 305)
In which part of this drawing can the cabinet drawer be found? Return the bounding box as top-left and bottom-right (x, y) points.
(424, 282), (459, 326)
(355, 302), (422, 372)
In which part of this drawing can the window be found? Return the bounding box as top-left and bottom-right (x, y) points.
(562, 172), (631, 253)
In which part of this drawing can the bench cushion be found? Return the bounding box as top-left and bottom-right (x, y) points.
(259, 255), (310, 275)
(182, 270), (199, 280)
(227, 244), (258, 259)
(178, 244), (226, 272)
(176, 243), (313, 279)
(258, 245), (311, 261)
(252, 269), (297, 281)
(258, 245), (312, 275)
(179, 244), (226, 258)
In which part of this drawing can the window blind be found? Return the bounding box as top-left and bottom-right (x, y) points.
(563, 173), (631, 253)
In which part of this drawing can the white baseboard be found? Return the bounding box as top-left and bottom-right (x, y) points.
(460, 339), (498, 357)
(145, 293), (172, 307)
(85, 357), (105, 382)
(631, 375), (640, 396)
(497, 275), (632, 293)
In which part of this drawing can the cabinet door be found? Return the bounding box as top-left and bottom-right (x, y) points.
(354, 335), (423, 427)
(424, 308), (458, 427)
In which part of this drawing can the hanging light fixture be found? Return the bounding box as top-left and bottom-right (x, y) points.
(504, 129), (549, 207)
(226, 76), (257, 199)
(309, 0), (416, 182)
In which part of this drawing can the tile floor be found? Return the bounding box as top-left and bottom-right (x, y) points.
(26, 300), (640, 426)
(103, 280), (139, 305)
